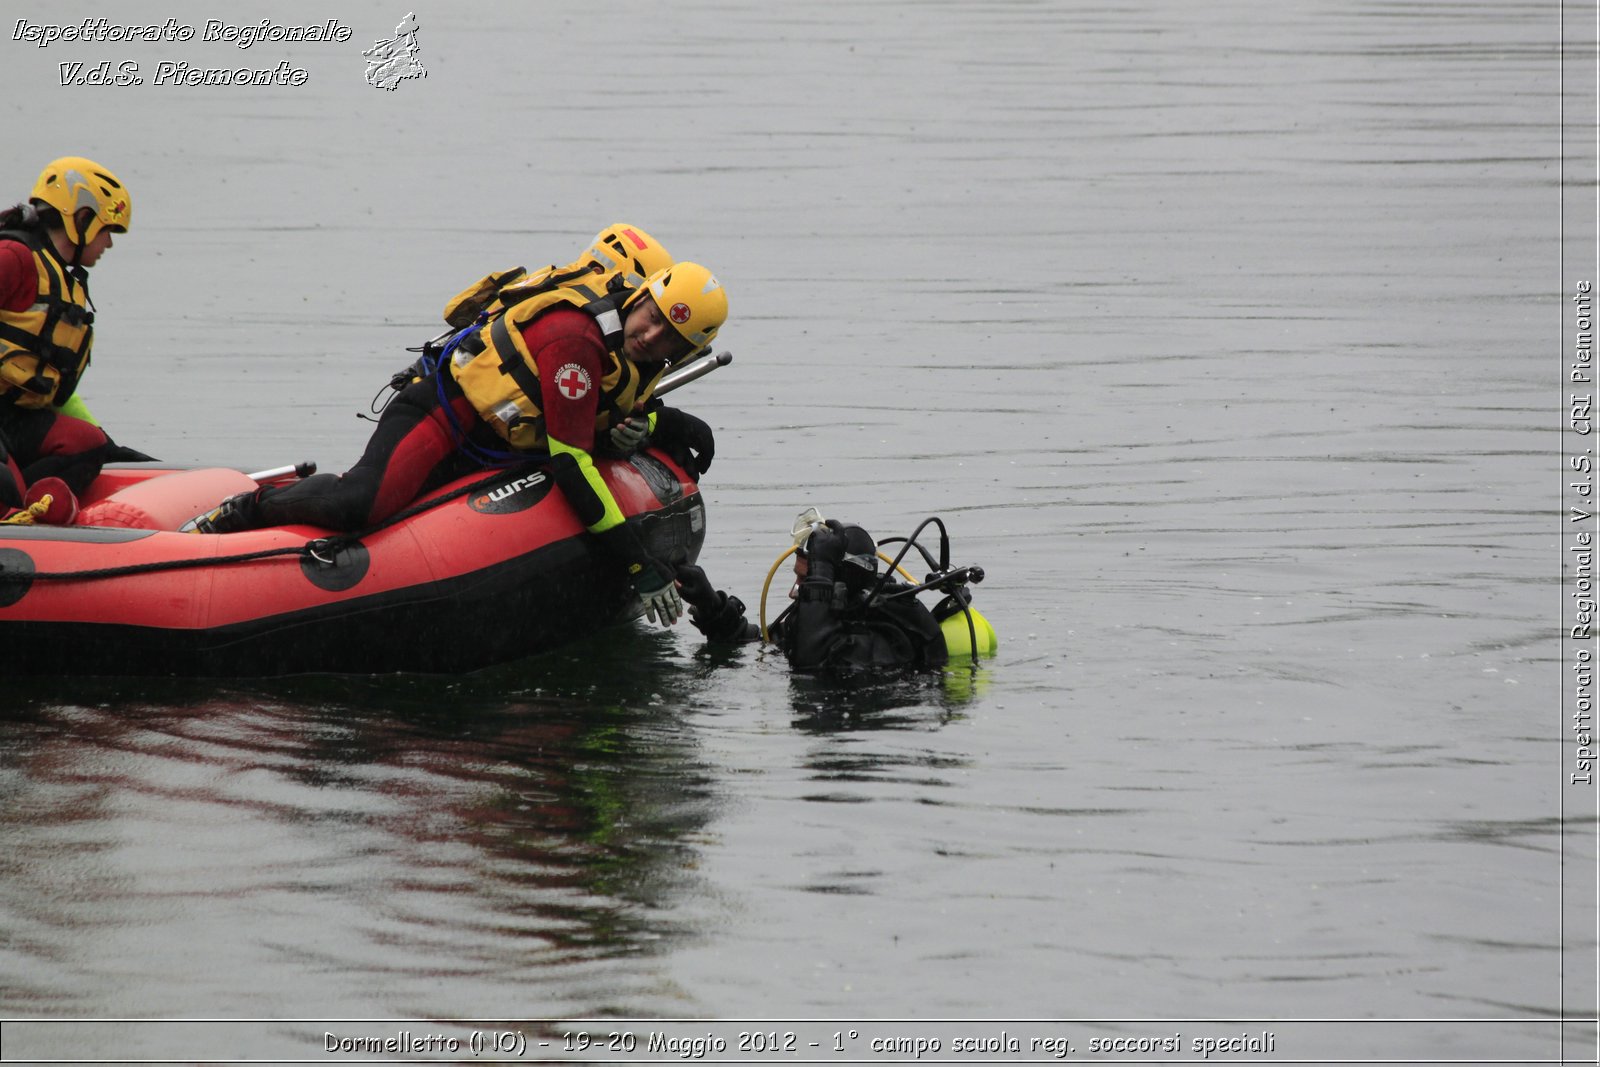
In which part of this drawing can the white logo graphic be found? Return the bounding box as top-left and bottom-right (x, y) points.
(363, 13), (425, 91)
(484, 473), (547, 503)
(554, 363), (592, 400)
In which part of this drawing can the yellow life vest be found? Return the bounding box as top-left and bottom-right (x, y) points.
(447, 285), (664, 452)
(442, 260), (619, 330)
(0, 232), (93, 410)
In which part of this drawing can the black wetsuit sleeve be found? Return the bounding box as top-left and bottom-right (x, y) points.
(689, 592), (760, 644)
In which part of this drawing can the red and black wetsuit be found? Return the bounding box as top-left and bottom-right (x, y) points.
(0, 236), (112, 508)
(249, 305), (635, 536)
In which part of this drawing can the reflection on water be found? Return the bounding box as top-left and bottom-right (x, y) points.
(785, 668), (989, 732)
(0, 641), (726, 1019)
(0, 632), (991, 1034)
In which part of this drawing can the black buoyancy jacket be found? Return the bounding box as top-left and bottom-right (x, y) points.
(692, 564), (947, 674)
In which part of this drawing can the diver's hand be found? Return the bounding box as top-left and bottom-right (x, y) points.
(806, 520), (847, 567)
(674, 563), (721, 614)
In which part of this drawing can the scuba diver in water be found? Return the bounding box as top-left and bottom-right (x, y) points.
(674, 509), (997, 675)
(182, 224), (723, 627)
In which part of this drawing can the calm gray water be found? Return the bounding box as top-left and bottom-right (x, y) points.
(0, 1), (1585, 1063)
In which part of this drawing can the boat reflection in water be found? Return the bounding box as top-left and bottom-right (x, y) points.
(0, 642), (725, 1021)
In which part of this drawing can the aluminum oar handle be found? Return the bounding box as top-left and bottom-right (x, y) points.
(247, 461), (318, 484)
(654, 350), (732, 397)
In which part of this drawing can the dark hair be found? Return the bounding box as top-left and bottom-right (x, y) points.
(0, 201), (55, 234)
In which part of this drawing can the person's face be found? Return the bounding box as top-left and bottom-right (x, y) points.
(623, 295), (692, 364)
(78, 227), (115, 267)
(54, 210), (117, 267)
(789, 555), (809, 599)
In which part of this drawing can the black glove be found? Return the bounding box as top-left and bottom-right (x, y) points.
(674, 563), (722, 614)
(806, 520), (847, 568)
(651, 406), (715, 479)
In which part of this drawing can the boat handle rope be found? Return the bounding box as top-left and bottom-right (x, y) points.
(0, 464), (525, 585)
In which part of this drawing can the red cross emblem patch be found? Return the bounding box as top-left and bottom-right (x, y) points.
(669, 302), (691, 325)
(554, 363), (592, 400)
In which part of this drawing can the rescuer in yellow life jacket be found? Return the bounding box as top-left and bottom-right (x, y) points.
(0, 157), (147, 519)
(185, 225), (727, 628)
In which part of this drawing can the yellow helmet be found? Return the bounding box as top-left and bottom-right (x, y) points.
(626, 261), (727, 353)
(583, 223), (673, 290)
(31, 157), (131, 247)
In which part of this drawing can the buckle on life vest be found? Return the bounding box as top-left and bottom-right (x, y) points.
(59, 305), (93, 327)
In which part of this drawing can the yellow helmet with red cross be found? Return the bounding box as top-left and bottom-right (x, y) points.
(31, 157), (130, 246)
(626, 261), (727, 354)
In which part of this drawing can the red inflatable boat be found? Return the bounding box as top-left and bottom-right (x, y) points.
(0, 451), (706, 677)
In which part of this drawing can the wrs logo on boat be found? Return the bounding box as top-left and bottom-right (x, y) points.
(468, 472), (552, 514)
